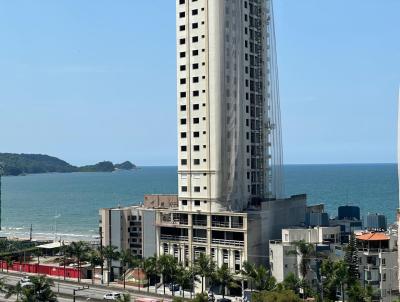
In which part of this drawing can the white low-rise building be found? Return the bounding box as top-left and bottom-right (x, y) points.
(270, 226), (341, 283)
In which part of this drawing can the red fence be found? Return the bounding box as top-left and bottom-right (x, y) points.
(0, 261), (81, 279)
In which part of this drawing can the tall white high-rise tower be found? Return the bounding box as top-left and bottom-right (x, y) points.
(176, 0), (283, 213)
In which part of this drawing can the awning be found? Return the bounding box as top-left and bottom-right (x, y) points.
(37, 242), (68, 249)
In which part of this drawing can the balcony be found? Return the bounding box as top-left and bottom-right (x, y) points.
(193, 220), (207, 227)
(211, 238), (244, 247)
(158, 219), (188, 226)
(193, 237), (207, 243)
(160, 234), (188, 242)
(231, 222), (244, 229)
(212, 221), (230, 228)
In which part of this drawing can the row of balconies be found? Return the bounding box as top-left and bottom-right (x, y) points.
(160, 235), (245, 247)
(158, 213), (244, 229)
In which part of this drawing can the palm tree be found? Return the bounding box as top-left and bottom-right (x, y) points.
(158, 254), (178, 295)
(116, 293), (131, 302)
(119, 249), (133, 289)
(87, 249), (102, 285)
(212, 264), (238, 299)
(241, 261), (256, 292)
(59, 242), (68, 280)
(21, 276), (57, 302)
(252, 265), (276, 291)
(4, 256), (13, 273)
(103, 245), (120, 286)
(33, 249), (42, 274)
(195, 253), (215, 293)
(143, 256), (158, 293)
(69, 241), (91, 282)
(286, 240), (315, 298)
(281, 272), (301, 294)
(176, 264), (199, 299)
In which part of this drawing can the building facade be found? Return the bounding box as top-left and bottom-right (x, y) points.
(176, 0), (283, 214)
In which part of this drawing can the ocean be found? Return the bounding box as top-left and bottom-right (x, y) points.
(1, 164), (397, 241)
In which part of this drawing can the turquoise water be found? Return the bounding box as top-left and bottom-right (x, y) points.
(1, 164), (398, 241)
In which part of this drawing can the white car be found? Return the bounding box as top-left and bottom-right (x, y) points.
(103, 293), (121, 300)
(20, 277), (33, 288)
(20, 276), (30, 283)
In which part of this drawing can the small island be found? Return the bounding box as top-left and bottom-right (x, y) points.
(0, 153), (136, 176)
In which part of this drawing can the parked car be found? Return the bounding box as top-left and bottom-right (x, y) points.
(20, 276), (33, 288)
(20, 276), (30, 283)
(103, 293), (121, 300)
(168, 283), (180, 292)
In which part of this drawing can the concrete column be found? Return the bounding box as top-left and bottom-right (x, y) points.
(188, 215), (193, 265)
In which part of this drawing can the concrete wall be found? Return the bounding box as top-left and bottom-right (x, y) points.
(142, 210), (156, 258)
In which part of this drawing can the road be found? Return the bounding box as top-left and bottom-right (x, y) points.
(0, 272), (173, 302)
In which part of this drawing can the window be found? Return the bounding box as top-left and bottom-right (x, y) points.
(179, 38), (185, 45)
(194, 200), (201, 206)
(194, 187), (200, 192)
(192, 9), (198, 15)
(180, 25), (185, 31)
(180, 105), (186, 111)
(193, 50), (199, 56)
(180, 65), (186, 71)
(180, 132), (187, 138)
(193, 77), (199, 83)
(192, 36), (199, 43)
(180, 92), (186, 97)
(180, 78), (186, 84)
(193, 91), (199, 97)
(193, 145), (200, 151)
(193, 63), (199, 69)
(192, 23), (198, 29)
(193, 132), (200, 137)
(181, 146), (187, 151)
(179, 0), (185, 4)
(180, 118), (186, 125)
(180, 52), (186, 58)
(193, 104), (199, 110)
(194, 159), (200, 165)
(179, 12), (185, 18)
(182, 200), (188, 206)
(181, 159), (187, 165)
(193, 118), (199, 124)
(181, 186), (188, 192)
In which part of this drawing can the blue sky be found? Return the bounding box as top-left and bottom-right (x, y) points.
(0, 1), (399, 166)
